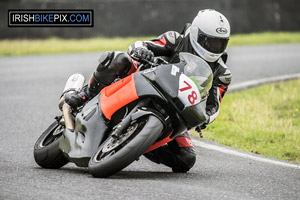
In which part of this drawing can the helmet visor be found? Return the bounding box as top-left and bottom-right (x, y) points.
(190, 26), (229, 54)
(197, 33), (229, 54)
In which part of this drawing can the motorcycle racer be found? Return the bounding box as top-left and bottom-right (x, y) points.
(64, 9), (232, 173)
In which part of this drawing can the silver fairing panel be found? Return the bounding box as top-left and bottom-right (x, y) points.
(59, 94), (108, 165)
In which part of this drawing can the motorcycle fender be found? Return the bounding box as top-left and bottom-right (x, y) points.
(131, 108), (173, 153)
(131, 108), (166, 128)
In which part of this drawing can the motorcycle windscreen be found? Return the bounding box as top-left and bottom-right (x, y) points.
(180, 52), (213, 99)
(177, 53), (213, 129)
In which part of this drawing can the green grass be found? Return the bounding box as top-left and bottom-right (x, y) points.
(0, 36), (153, 56)
(0, 32), (300, 56)
(229, 32), (300, 46)
(195, 79), (300, 164)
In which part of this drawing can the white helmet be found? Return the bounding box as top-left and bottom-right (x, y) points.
(189, 9), (230, 62)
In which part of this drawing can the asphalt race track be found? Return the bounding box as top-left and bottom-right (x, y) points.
(1, 44), (300, 200)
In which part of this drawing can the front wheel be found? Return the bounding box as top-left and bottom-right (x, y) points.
(33, 120), (69, 169)
(88, 115), (163, 178)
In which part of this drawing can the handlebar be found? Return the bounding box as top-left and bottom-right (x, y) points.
(131, 54), (169, 71)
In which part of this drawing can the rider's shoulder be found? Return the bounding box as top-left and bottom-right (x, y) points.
(216, 57), (231, 85)
(163, 31), (182, 45)
(216, 51), (229, 69)
(217, 57), (228, 69)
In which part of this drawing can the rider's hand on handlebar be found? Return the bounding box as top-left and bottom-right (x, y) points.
(131, 47), (154, 63)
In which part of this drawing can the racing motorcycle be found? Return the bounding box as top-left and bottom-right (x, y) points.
(33, 52), (213, 178)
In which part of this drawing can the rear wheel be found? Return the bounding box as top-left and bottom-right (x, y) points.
(88, 115), (163, 178)
(33, 120), (69, 169)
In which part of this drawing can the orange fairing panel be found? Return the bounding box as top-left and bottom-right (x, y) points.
(100, 74), (139, 120)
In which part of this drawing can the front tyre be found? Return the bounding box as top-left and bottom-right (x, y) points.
(89, 115), (163, 178)
(33, 120), (69, 169)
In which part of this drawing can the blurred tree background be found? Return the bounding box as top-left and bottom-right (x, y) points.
(1, 0), (300, 39)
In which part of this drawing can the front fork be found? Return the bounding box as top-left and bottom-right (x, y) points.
(110, 99), (150, 139)
(111, 98), (169, 141)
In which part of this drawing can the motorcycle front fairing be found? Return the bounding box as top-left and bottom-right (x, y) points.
(59, 95), (109, 167)
(141, 52), (213, 130)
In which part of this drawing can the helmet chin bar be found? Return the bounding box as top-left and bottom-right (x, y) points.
(199, 50), (222, 63)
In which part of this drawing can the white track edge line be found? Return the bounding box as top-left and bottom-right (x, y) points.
(228, 73), (300, 92)
(192, 139), (300, 169)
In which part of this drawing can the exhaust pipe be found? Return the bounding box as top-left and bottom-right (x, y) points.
(62, 103), (75, 131)
(59, 74), (85, 131)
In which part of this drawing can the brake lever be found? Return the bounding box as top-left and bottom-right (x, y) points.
(131, 54), (168, 71)
(155, 57), (168, 64)
(130, 54), (140, 62)
(131, 55), (155, 71)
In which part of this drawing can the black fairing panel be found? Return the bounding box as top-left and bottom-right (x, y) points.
(134, 73), (167, 102)
(181, 99), (208, 129)
(140, 63), (185, 99)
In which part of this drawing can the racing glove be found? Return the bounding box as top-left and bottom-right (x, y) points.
(131, 47), (154, 62)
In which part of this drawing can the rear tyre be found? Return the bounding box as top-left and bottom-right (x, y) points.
(88, 115), (163, 178)
(33, 120), (69, 169)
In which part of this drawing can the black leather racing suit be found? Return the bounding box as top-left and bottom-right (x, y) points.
(127, 26), (232, 172)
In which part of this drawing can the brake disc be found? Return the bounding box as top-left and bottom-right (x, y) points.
(102, 123), (139, 153)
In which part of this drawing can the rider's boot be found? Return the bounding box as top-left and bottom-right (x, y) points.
(64, 51), (133, 109)
(64, 85), (90, 109)
(144, 131), (196, 173)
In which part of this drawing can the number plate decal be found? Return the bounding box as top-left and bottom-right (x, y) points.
(171, 65), (180, 76)
(178, 74), (201, 106)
